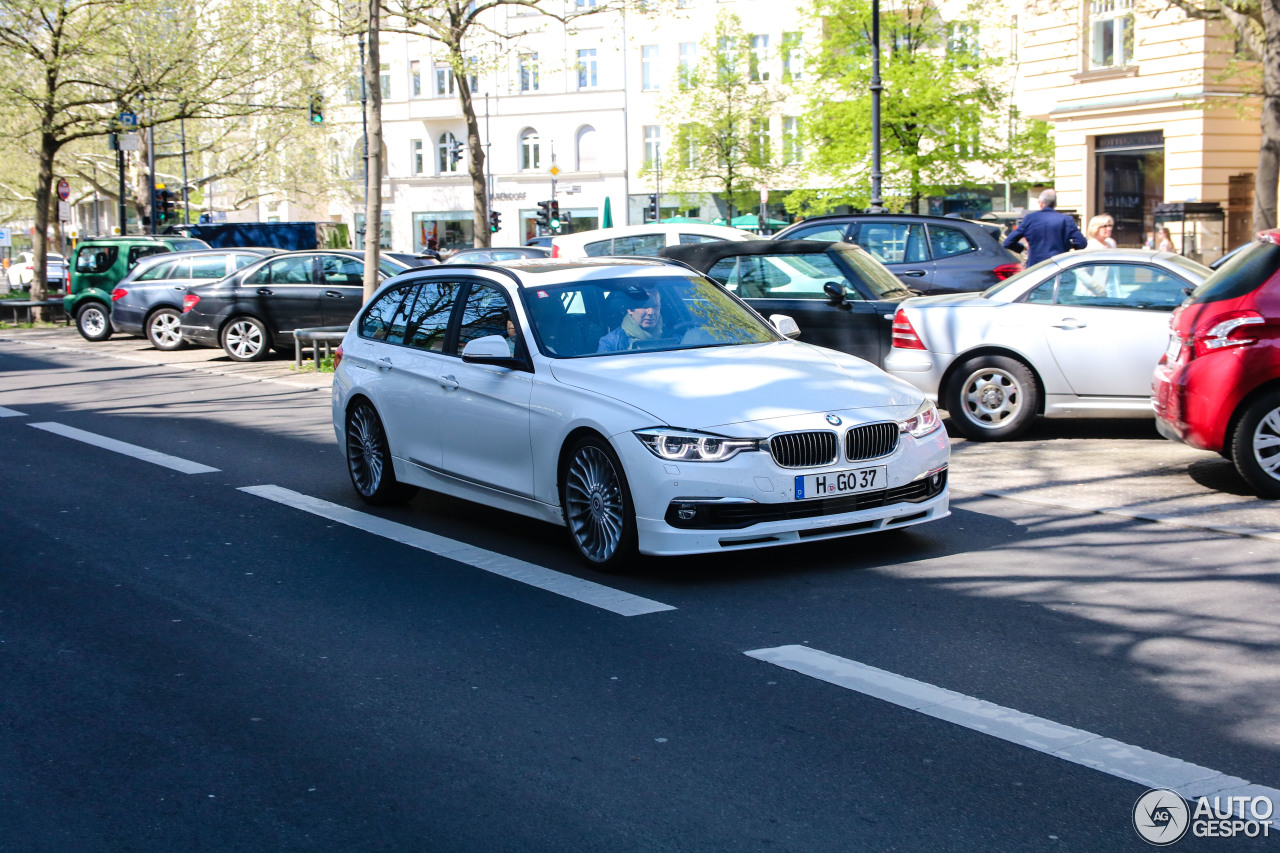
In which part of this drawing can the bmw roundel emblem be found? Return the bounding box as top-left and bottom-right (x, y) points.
(826, 414), (842, 426)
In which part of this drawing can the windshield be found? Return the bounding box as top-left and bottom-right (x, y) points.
(520, 274), (782, 358)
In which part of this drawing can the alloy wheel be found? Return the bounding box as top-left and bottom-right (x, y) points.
(347, 403), (386, 497)
(225, 319), (264, 359)
(79, 307), (107, 337)
(149, 311), (183, 349)
(1250, 405), (1280, 482)
(564, 445), (625, 563)
(960, 367), (1023, 429)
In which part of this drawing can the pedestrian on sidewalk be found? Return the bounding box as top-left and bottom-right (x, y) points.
(1002, 189), (1087, 266)
(1085, 214), (1117, 250)
(1155, 227), (1176, 253)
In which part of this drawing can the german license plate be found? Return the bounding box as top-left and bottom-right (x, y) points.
(794, 466), (887, 500)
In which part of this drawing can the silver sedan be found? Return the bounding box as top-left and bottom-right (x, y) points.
(884, 249), (1211, 440)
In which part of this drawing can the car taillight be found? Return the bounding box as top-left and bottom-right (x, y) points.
(333, 345), (343, 370)
(64, 269), (71, 294)
(993, 262), (1022, 281)
(891, 310), (927, 350)
(1191, 310), (1266, 358)
(182, 294), (200, 313)
(551, 243), (560, 258)
(110, 288), (128, 301)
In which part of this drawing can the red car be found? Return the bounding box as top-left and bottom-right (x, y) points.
(1153, 230), (1280, 497)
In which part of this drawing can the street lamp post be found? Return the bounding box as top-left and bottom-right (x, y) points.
(869, 0), (884, 213)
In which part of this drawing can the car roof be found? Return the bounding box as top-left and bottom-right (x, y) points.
(658, 239), (845, 268)
(783, 212), (991, 226)
(386, 257), (692, 290)
(552, 222), (757, 248)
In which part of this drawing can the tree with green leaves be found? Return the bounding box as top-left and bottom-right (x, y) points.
(789, 0), (1014, 214)
(658, 11), (784, 221)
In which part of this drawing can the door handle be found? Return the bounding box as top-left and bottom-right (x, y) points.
(174, 285), (186, 291)
(325, 290), (344, 298)
(377, 356), (393, 371)
(438, 374), (460, 389)
(257, 288), (273, 295)
(900, 270), (927, 277)
(1051, 318), (1087, 329)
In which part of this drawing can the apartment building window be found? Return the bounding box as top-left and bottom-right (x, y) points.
(679, 125), (698, 168)
(577, 49), (598, 88)
(520, 128), (541, 170)
(1089, 0), (1134, 68)
(750, 118), (770, 162)
(380, 64), (391, 99)
(466, 57), (479, 93)
(437, 132), (461, 174)
(749, 35), (769, 82)
(717, 37), (737, 75)
(678, 42), (696, 86)
(435, 64), (454, 96)
(577, 125), (599, 170)
(644, 125), (661, 169)
(412, 139), (424, 174)
(410, 61), (421, 97)
(519, 53), (539, 92)
(781, 33), (803, 81)
(783, 117), (803, 164)
(947, 24), (979, 68)
(575, 0), (597, 6)
(641, 45), (659, 91)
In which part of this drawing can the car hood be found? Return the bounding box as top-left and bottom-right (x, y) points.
(547, 341), (925, 432)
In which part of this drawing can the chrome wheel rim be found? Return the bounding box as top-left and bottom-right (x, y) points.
(150, 312), (182, 348)
(226, 320), (264, 358)
(1251, 406), (1280, 481)
(347, 404), (384, 496)
(81, 307), (106, 337)
(960, 367), (1022, 429)
(565, 446), (624, 563)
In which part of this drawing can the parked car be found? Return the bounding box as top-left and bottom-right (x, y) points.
(1153, 230), (1280, 497)
(443, 246), (551, 264)
(657, 240), (915, 366)
(884, 248), (1211, 440)
(6, 251), (67, 291)
(108, 248), (280, 350)
(332, 258), (950, 570)
(179, 250), (411, 361)
(384, 252), (439, 268)
(64, 235), (210, 342)
(525, 235), (554, 248)
(550, 223), (756, 259)
(773, 213), (1023, 295)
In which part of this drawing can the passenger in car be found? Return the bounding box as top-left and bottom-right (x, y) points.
(597, 287), (664, 352)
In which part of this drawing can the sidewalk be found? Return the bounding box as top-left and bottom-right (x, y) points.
(3, 324), (1276, 541)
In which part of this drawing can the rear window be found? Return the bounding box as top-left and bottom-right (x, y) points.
(75, 246), (118, 274)
(1187, 242), (1280, 304)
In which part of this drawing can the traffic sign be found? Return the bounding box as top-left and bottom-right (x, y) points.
(548, 165), (561, 178)
(57, 178), (70, 201)
(119, 111), (138, 128)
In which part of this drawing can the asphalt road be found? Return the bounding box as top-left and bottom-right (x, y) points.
(2, 339), (1278, 852)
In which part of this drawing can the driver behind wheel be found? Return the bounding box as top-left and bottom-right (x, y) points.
(596, 286), (663, 353)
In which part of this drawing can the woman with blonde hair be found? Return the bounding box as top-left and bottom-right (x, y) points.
(1085, 214), (1116, 250)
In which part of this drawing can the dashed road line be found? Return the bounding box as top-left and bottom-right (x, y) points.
(0, 406), (26, 417)
(746, 644), (1280, 809)
(28, 422), (220, 474)
(240, 484), (676, 617)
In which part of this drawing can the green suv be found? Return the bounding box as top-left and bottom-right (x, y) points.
(65, 235), (209, 341)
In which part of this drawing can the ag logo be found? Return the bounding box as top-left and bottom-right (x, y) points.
(1134, 788), (1190, 845)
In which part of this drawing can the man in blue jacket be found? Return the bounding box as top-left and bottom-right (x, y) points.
(1003, 189), (1087, 266)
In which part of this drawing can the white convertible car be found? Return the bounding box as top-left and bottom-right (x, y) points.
(332, 258), (950, 570)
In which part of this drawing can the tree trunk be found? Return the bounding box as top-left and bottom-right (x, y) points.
(453, 50), (490, 249)
(30, 132), (59, 322)
(362, 0), (383, 305)
(1254, 0), (1280, 231)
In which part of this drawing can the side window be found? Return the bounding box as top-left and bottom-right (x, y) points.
(927, 225), (976, 259)
(321, 255), (363, 285)
(787, 224), (849, 242)
(1026, 277), (1058, 304)
(136, 260), (180, 281)
(737, 257), (791, 298)
(404, 281), (459, 351)
(76, 246), (118, 274)
(767, 253), (860, 299)
(190, 256), (230, 279)
(232, 254), (260, 270)
(1058, 265), (1117, 304)
(584, 239), (613, 256)
(453, 283), (518, 355)
(612, 234), (667, 256)
(679, 233), (724, 245)
(706, 258), (739, 289)
(853, 223), (926, 264)
(359, 285), (415, 343)
(260, 256), (314, 284)
(128, 246), (168, 268)
(1058, 264), (1187, 308)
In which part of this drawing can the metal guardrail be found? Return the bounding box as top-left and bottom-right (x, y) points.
(0, 298), (68, 325)
(294, 326), (347, 369)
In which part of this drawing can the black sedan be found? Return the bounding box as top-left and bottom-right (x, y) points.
(773, 213), (1023, 295)
(657, 240), (914, 367)
(179, 250), (411, 361)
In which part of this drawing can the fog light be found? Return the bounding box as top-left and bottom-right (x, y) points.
(932, 473), (942, 488)
(677, 503), (697, 521)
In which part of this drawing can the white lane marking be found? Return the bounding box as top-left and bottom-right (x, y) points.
(746, 645), (1280, 807)
(0, 406), (26, 417)
(240, 485), (676, 617)
(28, 422), (220, 474)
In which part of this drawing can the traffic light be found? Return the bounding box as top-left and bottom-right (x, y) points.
(488, 209), (501, 233)
(308, 94), (324, 126)
(449, 138), (465, 168)
(155, 186), (176, 224)
(549, 200), (560, 231)
(536, 200), (551, 230)
(646, 193), (660, 222)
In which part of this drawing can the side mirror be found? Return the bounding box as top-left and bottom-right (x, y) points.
(823, 281), (850, 308)
(462, 334), (529, 371)
(770, 314), (801, 340)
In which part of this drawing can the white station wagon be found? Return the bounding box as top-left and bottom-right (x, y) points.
(332, 258), (950, 570)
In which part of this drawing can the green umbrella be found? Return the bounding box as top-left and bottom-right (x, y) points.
(602, 197), (614, 228)
(730, 213), (789, 231)
(660, 215), (706, 224)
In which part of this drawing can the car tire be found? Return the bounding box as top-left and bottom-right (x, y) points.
(1231, 390), (1280, 499)
(75, 302), (112, 342)
(561, 435), (638, 572)
(221, 316), (270, 361)
(945, 354), (1039, 441)
(345, 400), (417, 505)
(146, 307), (186, 351)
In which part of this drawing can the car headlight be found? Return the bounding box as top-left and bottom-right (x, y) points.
(635, 428), (760, 462)
(899, 402), (942, 438)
